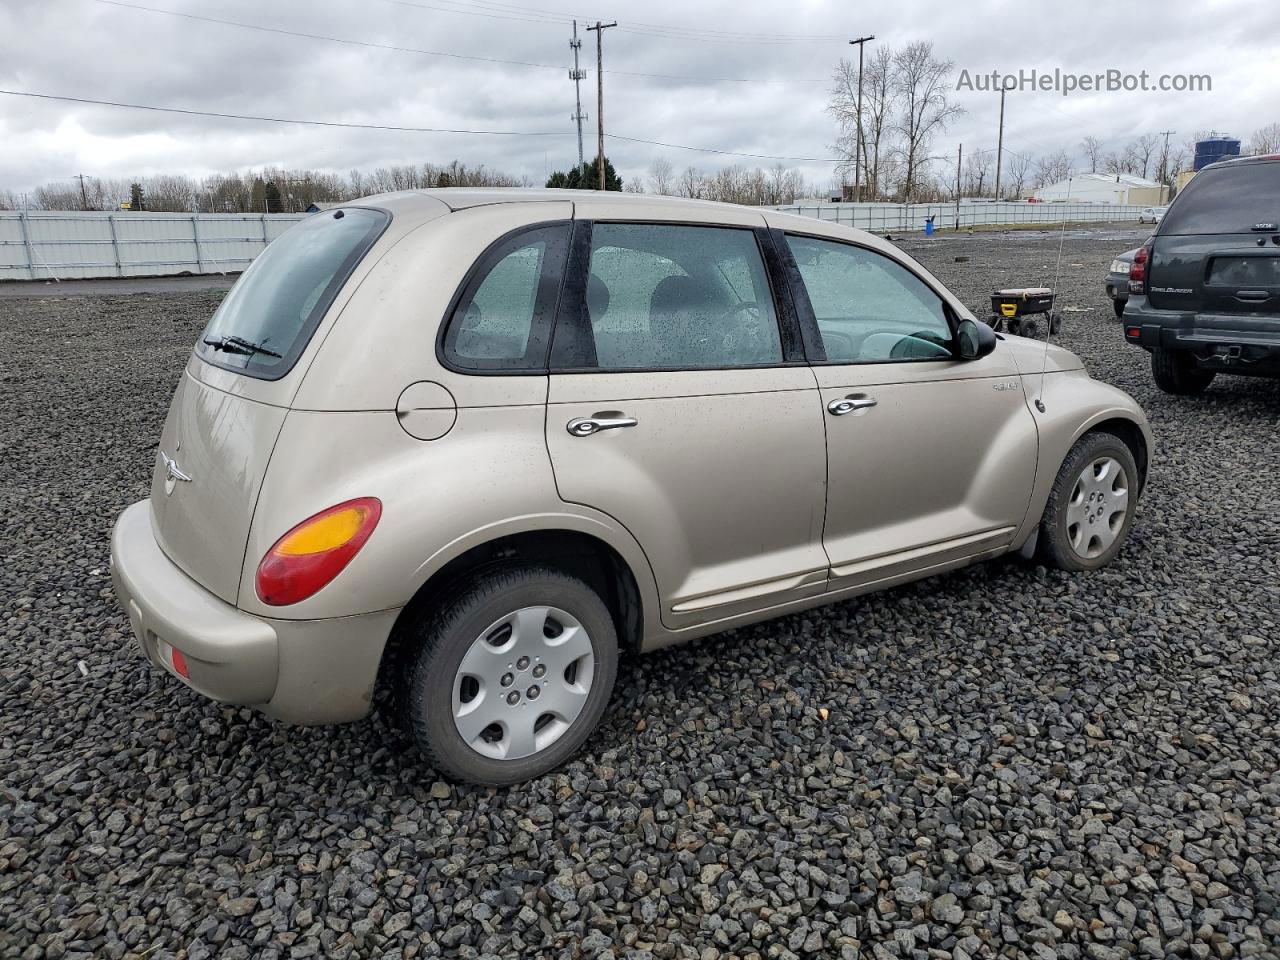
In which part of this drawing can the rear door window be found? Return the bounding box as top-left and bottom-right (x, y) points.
(197, 208), (388, 379)
(1160, 162), (1280, 235)
(568, 223), (783, 370)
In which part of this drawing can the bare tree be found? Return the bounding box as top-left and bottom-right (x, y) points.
(1249, 122), (1280, 155)
(892, 42), (962, 202)
(1004, 152), (1032, 199)
(1034, 149), (1072, 188)
(1103, 151), (1133, 175)
(1131, 134), (1160, 179)
(677, 166), (705, 199)
(648, 158), (674, 196)
(963, 151), (993, 197)
(829, 46), (896, 199)
(1080, 136), (1102, 173)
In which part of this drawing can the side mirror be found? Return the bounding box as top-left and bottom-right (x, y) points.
(956, 318), (997, 360)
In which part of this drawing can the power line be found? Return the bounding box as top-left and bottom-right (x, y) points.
(93, 0), (828, 84)
(386, 0), (849, 43)
(606, 133), (841, 163)
(0, 89), (569, 137)
(0, 87), (847, 163)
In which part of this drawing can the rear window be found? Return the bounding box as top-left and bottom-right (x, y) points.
(196, 208), (388, 379)
(1160, 162), (1280, 236)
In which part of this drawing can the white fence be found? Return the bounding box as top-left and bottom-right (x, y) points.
(0, 201), (1146, 284)
(0, 210), (308, 282)
(772, 201), (1146, 233)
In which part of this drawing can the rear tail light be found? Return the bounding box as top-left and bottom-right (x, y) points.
(256, 498), (382, 606)
(1129, 245), (1150, 295)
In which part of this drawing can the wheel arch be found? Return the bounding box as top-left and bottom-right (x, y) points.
(378, 518), (658, 698)
(1014, 388), (1153, 553)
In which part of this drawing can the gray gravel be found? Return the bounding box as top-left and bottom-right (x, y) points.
(2, 228), (1278, 960)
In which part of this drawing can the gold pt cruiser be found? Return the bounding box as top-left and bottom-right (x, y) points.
(111, 190), (1152, 785)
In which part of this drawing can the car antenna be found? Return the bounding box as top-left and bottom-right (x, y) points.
(1036, 177), (1073, 413)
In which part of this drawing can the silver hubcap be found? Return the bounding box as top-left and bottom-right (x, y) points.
(1066, 456), (1130, 559)
(452, 606), (595, 761)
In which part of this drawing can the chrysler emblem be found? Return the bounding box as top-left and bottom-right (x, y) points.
(161, 451), (192, 494)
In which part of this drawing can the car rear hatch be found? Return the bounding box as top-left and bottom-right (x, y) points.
(1148, 159), (1280, 316)
(149, 206), (391, 605)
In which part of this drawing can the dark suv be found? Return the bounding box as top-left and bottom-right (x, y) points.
(1123, 155), (1280, 394)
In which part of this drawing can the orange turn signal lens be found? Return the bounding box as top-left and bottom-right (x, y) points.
(255, 498), (382, 606)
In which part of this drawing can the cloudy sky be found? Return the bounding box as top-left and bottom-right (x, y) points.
(1, 0), (1276, 197)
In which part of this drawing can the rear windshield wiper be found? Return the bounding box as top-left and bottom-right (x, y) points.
(202, 335), (282, 358)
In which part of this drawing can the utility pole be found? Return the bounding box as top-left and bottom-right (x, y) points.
(1157, 129), (1176, 195)
(73, 173), (91, 210)
(847, 36), (874, 202)
(994, 85), (1006, 200)
(569, 21), (588, 170)
(586, 21), (617, 191)
(955, 143), (962, 230)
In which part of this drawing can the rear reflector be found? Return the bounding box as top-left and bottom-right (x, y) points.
(170, 647), (190, 678)
(256, 498), (382, 606)
(1126, 326), (1141, 338)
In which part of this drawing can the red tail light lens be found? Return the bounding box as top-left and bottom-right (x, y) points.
(1129, 246), (1150, 294)
(256, 498), (382, 606)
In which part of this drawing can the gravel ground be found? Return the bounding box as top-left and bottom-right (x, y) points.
(2, 226), (1278, 960)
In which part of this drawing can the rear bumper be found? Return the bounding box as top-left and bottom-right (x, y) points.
(111, 500), (399, 724)
(1105, 274), (1129, 300)
(1122, 300), (1280, 366)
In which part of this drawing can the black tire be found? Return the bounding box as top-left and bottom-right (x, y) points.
(1037, 432), (1140, 572)
(1151, 348), (1215, 395)
(400, 565), (618, 786)
(1112, 298), (1125, 319)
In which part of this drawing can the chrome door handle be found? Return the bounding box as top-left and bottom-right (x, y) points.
(827, 395), (877, 416)
(567, 415), (638, 437)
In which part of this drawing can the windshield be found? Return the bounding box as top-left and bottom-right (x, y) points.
(196, 207), (388, 379)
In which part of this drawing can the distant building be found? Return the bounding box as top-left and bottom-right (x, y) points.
(1033, 173), (1169, 206)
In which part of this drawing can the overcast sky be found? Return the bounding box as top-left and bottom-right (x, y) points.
(1, 0), (1276, 197)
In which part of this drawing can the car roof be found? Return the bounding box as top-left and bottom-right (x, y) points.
(351, 187), (763, 215)
(344, 188), (897, 248)
(1203, 153), (1280, 170)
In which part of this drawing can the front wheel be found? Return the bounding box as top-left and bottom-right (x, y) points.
(400, 566), (618, 786)
(1152, 348), (1215, 395)
(1037, 432), (1140, 572)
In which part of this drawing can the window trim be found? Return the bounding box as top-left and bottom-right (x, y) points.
(436, 219), (572, 375)
(196, 205), (392, 382)
(778, 229), (964, 367)
(549, 218), (806, 375)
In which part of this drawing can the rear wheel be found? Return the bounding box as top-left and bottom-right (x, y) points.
(1152, 348), (1215, 395)
(1112, 298), (1125, 318)
(400, 566), (618, 785)
(1038, 432), (1139, 572)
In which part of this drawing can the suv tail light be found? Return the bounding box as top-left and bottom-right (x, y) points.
(1129, 245), (1150, 295)
(256, 498), (382, 606)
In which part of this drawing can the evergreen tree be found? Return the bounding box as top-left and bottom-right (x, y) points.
(129, 182), (146, 211)
(263, 181), (283, 213)
(545, 156), (623, 191)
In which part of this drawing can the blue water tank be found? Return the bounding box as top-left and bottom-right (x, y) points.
(1194, 136), (1241, 171)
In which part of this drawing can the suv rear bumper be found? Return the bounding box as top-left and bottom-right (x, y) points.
(111, 500), (399, 724)
(1122, 299), (1280, 371)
